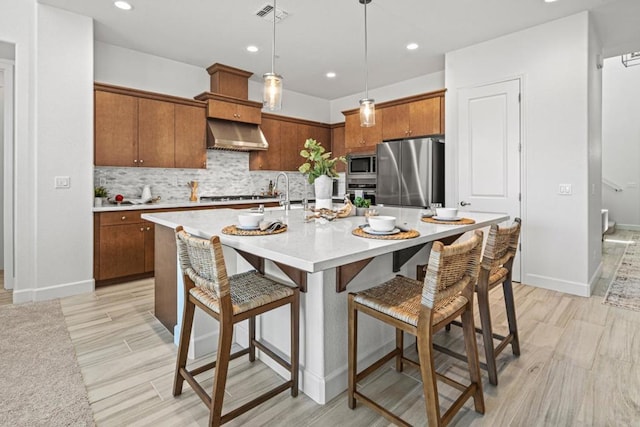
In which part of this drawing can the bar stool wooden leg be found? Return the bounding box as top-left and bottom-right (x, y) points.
(395, 329), (404, 372)
(503, 273), (520, 356)
(173, 296), (195, 397)
(347, 293), (357, 409)
(461, 305), (485, 413)
(477, 271), (498, 386)
(290, 291), (300, 397)
(416, 320), (440, 427)
(249, 316), (256, 362)
(209, 318), (234, 426)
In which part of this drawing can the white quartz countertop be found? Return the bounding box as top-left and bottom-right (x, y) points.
(93, 198), (282, 212)
(142, 207), (509, 273)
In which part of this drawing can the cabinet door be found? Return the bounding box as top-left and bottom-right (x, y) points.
(138, 98), (175, 168)
(98, 223), (145, 280)
(95, 90), (138, 167)
(175, 104), (206, 169)
(409, 97), (441, 137)
(381, 104), (409, 140)
(144, 223), (155, 273)
(207, 99), (238, 121)
(235, 104), (262, 124)
(280, 121), (301, 171)
(331, 125), (347, 173)
(250, 117), (282, 170)
(344, 113), (363, 150)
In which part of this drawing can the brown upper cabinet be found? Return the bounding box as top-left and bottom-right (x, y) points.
(94, 83), (207, 169)
(343, 89), (445, 152)
(382, 96), (442, 140)
(331, 124), (346, 173)
(249, 114), (331, 172)
(344, 109), (384, 153)
(194, 92), (262, 125)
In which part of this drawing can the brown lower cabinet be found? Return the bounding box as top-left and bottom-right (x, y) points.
(94, 203), (277, 286)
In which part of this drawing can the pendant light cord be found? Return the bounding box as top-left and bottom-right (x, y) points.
(272, 0), (277, 74)
(364, 0), (369, 98)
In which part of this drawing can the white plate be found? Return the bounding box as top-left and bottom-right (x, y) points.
(433, 216), (461, 221)
(236, 224), (260, 230)
(363, 226), (401, 235)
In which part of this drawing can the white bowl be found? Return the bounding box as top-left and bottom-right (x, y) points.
(436, 207), (458, 219)
(238, 212), (264, 228)
(368, 215), (396, 232)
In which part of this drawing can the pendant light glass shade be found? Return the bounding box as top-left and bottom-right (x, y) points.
(263, 72), (283, 111)
(359, 98), (375, 127)
(359, 0), (374, 127)
(263, 0), (283, 111)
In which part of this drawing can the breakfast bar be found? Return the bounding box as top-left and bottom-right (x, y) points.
(142, 207), (509, 404)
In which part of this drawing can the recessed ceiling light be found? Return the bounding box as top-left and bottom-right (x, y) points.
(114, 1), (133, 10)
(406, 43), (419, 50)
(326, 72), (336, 78)
(246, 45), (259, 53)
(544, 0), (558, 3)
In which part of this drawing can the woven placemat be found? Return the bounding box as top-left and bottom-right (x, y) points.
(421, 217), (476, 225)
(221, 225), (287, 236)
(352, 227), (420, 240)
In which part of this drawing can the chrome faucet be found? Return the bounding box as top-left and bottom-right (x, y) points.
(274, 172), (290, 211)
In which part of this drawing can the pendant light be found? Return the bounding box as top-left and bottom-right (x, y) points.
(263, 0), (283, 111)
(359, 0), (375, 127)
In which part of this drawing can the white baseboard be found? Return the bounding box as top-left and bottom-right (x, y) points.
(588, 262), (603, 295)
(522, 273), (590, 297)
(12, 278), (94, 303)
(615, 224), (640, 231)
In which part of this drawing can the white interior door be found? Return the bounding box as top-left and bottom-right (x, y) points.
(458, 79), (521, 280)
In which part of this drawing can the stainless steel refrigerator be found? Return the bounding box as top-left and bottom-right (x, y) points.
(376, 138), (445, 208)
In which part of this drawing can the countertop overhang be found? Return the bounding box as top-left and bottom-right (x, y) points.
(142, 207), (509, 273)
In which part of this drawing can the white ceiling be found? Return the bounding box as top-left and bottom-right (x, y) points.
(38, 0), (640, 100)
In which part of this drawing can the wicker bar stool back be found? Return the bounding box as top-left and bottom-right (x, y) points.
(173, 226), (299, 426)
(348, 230), (485, 427)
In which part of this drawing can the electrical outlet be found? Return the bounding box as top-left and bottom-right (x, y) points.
(99, 177), (106, 186)
(55, 176), (70, 189)
(558, 184), (572, 195)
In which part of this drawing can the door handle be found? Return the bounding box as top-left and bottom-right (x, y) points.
(460, 201), (471, 207)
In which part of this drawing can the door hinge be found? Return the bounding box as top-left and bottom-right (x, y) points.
(518, 143), (522, 153)
(518, 93), (521, 103)
(518, 193), (521, 202)
(519, 243), (522, 252)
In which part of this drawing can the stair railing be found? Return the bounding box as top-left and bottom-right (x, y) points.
(603, 178), (623, 193)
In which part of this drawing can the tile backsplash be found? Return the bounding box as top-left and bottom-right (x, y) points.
(94, 150), (344, 202)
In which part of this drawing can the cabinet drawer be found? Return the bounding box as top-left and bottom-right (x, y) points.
(98, 211), (143, 225)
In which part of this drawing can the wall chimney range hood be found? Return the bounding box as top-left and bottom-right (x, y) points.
(206, 119), (269, 151)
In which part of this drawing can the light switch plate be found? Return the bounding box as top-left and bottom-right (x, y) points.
(559, 184), (572, 195)
(55, 176), (70, 189)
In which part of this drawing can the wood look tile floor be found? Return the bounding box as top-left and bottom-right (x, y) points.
(10, 231), (640, 426)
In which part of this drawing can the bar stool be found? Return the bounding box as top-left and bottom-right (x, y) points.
(348, 231), (485, 427)
(437, 219), (521, 386)
(173, 226), (299, 426)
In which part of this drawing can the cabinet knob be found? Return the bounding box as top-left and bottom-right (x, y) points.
(146, 226), (151, 231)
(133, 159), (137, 163)
(121, 216), (126, 221)
(139, 159), (144, 164)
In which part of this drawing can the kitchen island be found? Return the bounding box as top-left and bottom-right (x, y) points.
(142, 207), (509, 404)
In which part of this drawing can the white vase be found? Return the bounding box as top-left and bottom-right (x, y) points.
(94, 197), (103, 207)
(314, 175), (333, 210)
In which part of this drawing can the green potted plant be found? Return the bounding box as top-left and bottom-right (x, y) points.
(298, 138), (346, 209)
(94, 186), (108, 207)
(353, 196), (371, 216)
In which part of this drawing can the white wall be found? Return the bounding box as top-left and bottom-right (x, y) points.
(587, 22), (603, 283)
(31, 4), (94, 301)
(0, 0), (36, 299)
(329, 71), (445, 124)
(96, 42), (330, 123)
(446, 12), (597, 296)
(602, 57), (640, 227)
(0, 69), (4, 269)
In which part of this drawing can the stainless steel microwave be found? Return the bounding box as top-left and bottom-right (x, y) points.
(347, 153), (376, 175)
